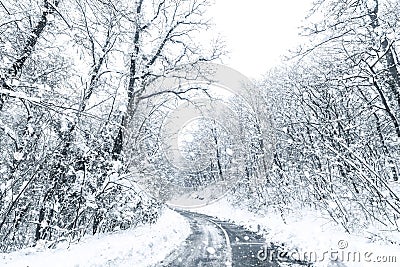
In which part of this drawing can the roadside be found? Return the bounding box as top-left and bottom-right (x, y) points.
(0, 208), (190, 267)
(194, 198), (400, 267)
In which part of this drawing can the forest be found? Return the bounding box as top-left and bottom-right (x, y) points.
(0, 0), (400, 257)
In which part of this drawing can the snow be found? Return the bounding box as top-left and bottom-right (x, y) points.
(206, 247), (216, 254)
(13, 152), (23, 161)
(118, 105), (127, 113)
(0, 88), (41, 102)
(0, 208), (190, 267)
(195, 198), (400, 267)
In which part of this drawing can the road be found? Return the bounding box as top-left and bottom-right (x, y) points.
(156, 210), (310, 267)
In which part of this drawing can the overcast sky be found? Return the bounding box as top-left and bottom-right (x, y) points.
(210, 0), (313, 78)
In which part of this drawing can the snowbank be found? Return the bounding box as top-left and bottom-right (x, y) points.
(0, 208), (190, 267)
(195, 198), (400, 267)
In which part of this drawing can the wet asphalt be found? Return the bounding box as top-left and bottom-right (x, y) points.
(156, 210), (311, 267)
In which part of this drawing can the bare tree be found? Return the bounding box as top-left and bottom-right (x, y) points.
(109, 0), (223, 158)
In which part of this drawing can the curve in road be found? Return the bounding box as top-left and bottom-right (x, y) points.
(156, 210), (310, 267)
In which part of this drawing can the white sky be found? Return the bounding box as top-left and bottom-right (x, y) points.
(209, 0), (313, 79)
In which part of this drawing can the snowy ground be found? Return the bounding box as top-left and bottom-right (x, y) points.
(194, 198), (400, 267)
(0, 208), (190, 267)
(2, 198), (399, 267)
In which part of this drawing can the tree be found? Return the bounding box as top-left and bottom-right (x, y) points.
(0, 0), (222, 251)
(253, 0), (400, 231)
(110, 0), (222, 158)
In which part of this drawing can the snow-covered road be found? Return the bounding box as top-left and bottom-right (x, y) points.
(157, 210), (306, 267)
